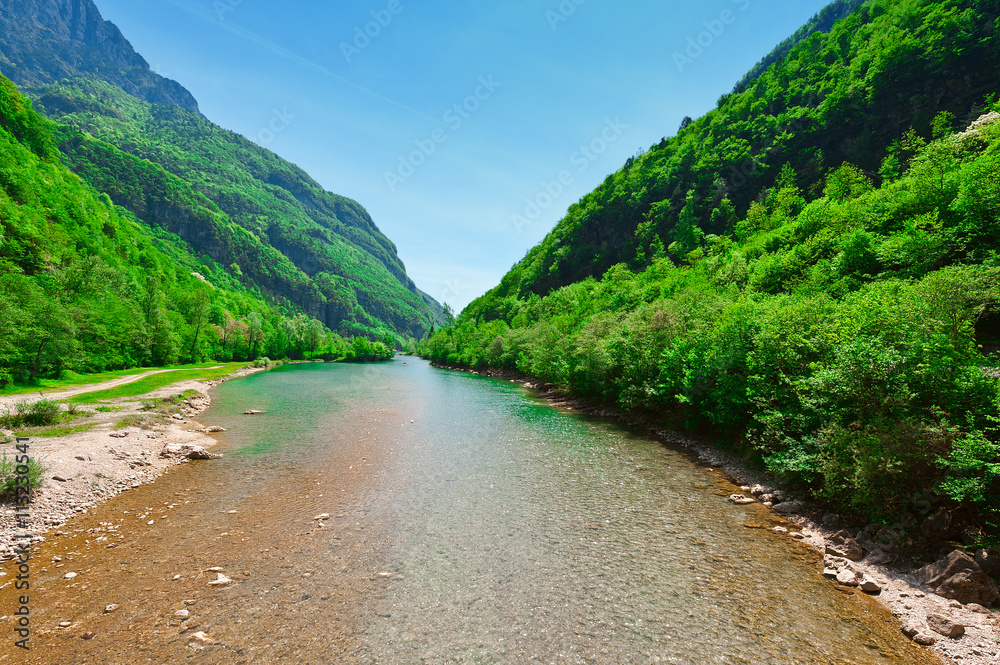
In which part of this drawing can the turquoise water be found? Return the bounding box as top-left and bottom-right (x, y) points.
(0, 360), (939, 664)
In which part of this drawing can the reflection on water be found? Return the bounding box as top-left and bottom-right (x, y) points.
(0, 360), (940, 664)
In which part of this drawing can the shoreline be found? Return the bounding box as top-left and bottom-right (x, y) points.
(0, 364), (270, 562)
(432, 362), (1000, 665)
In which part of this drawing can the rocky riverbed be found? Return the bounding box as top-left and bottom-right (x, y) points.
(436, 362), (1000, 665)
(0, 366), (268, 563)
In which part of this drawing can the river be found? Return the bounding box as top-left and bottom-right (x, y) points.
(0, 359), (941, 664)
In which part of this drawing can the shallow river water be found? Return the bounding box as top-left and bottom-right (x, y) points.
(0, 360), (941, 664)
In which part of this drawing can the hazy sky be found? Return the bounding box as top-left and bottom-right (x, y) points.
(94, 0), (831, 311)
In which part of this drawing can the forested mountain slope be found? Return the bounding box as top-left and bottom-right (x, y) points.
(0, 74), (393, 385)
(0, 0), (442, 340)
(481, 0), (1000, 305)
(424, 0), (1000, 535)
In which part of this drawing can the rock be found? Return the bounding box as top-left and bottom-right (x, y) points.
(59, 621), (72, 628)
(916, 550), (1000, 606)
(63, 572), (77, 579)
(913, 632), (938, 646)
(875, 527), (902, 549)
(859, 574), (882, 594)
(866, 548), (891, 565)
(207, 573), (232, 587)
(960, 526), (982, 547)
(74, 456), (86, 461)
(937, 571), (1000, 607)
(900, 620), (923, 638)
(836, 569), (859, 587)
(189, 631), (213, 644)
(174, 609), (190, 619)
(314, 513), (331, 521)
(826, 531), (864, 561)
(52, 475), (68, 483)
(974, 548), (1000, 577)
(772, 526), (788, 533)
(967, 603), (991, 614)
(790, 532), (805, 540)
(243, 410), (264, 415)
(926, 612), (965, 638)
(82, 631), (95, 640)
(822, 513), (843, 526)
(160, 443), (221, 460)
(205, 426), (226, 433)
(921, 508), (953, 540)
(109, 432), (129, 438)
(773, 500), (807, 515)
(103, 604), (119, 614)
(729, 494), (755, 505)
(206, 567), (224, 572)
(750, 484), (767, 496)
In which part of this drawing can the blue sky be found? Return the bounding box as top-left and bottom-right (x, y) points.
(94, 0), (832, 311)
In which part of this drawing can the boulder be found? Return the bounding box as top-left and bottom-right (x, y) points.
(915, 550), (999, 607)
(859, 574), (882, 594)
(773, 500), (807, 515)
(926, 612), (965, 639)
(937, 571), (1000, 607)
(974, 548), (1000, 577)
(161, 443), (222, 460)
(920, 508), (953, 540)
(826, 530), (864, 561)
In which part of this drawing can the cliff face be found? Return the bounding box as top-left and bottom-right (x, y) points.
(0, 0), (199, 112)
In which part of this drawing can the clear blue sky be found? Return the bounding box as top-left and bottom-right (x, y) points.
(94, 0), (831, 311)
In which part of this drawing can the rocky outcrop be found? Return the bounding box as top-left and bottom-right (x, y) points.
(916, 550), (1000, 607)
(0, 0), (200, 111)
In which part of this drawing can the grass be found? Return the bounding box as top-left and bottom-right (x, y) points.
(115, 414), (160, 430)
(0, 398), (61, 428)
(0, 362), (242, 398)
(13, 423), (95, 438)
(66, 363), (246, 403)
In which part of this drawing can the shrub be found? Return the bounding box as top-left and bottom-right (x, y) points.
(0, 451), (45, 499)
(0, 398), (62, 428)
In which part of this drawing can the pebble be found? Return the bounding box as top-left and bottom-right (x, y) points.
(207, 573), (232, 587)
(174, 610), (190, 619)
(772, 526), (788, 533)
(59, 621), (72, 628)
(63, 572), (77, 580)
(189, 631), (213, 644)
(206, 567), (224, 573)
(314, 514), (331, 521)
(729, 494), (756, 505)
(103, 605), (119, 614)
(82, 631), (95, 640)
(52, 475), (68, 482)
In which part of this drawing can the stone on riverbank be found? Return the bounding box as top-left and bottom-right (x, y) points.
(916, 550), (1000, 606)
(729, 494), (755, 505)
(772, 500), (807, 515)
(825, 530), (864, 561)
(927, 612), (965, 638)
(160, 443), (222, 460)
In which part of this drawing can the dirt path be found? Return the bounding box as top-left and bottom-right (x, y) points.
(0, 368), (224, 410)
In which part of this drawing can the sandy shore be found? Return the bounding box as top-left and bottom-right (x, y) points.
(434, 363), (1000, 665)
(0, 365), (268, 561)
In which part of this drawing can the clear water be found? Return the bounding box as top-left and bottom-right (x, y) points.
(0, 360), (941, 664)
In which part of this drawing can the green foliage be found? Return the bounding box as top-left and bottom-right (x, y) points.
(0, 74), (404, 386)
(0, 398), (61, 429)
(0, 450), (45, 499)
(424, 111), (1000, 526)
(29, 78), (439, 339)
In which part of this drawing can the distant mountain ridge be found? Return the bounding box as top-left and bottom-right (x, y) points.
(0, 0), (199, 112)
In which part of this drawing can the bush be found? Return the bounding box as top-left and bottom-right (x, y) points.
(0, 450), (45, 499)
(0, 398), (62, 428)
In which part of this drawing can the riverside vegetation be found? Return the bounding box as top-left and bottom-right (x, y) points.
(421, 0), (1000, 542)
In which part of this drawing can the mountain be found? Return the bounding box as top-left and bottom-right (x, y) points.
(0, 0), (198, 112)
(423, 0), (1000, 532)
(0, 0), (442, 340)
(731, 0), (866, 93)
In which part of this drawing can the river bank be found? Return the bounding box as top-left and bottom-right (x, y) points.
(0, 364), (270, 563)
(431, 362), (1000, 665)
